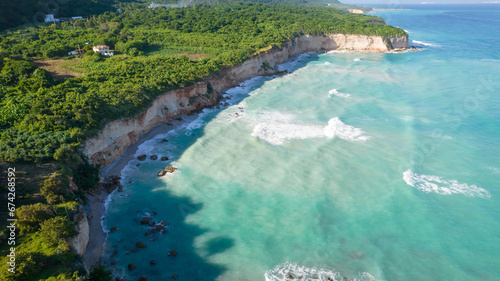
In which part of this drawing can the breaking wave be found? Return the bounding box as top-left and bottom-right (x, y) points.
(252, 117), (369, 145)
(329, 89), (351, 98)
(411, 40), (441, 48)
(265, 262), (380, 281)
(403, 169), (491, 198)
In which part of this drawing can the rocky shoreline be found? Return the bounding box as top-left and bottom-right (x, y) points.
(81, 33), (410, 271)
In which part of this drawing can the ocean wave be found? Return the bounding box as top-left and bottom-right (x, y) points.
(353, 58), (361, 62)
(411, 40), (441, 48)
(329, 89), (351, 98)
(252, 117), (369, 145)
(265, 262), (380, 281)
(403, 169), (491, 198)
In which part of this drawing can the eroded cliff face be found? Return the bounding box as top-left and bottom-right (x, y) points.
(83, 34), (408, 166)
(68, 205), (90, 257)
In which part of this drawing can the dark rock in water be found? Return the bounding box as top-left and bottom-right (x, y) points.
(110, 227), (118, 232)
(128, 263), (136, 270)
(164, 166), (177, 173)
(175, 117), (183, 121)
(161, 139), (168, 142)
(161, 156), (169, 161)
(111, 248), (118, 257)
(349, 250), (365, 259)
(150, 236), (158, 241)
(157, 170), (167, 177)
(172, 273), (178, 279)
(159, 221), (168, 226)
(129, 180), (133, 184)
(137, 154), (147, 161)
(150, 155), (158, 160)
(144, 231), (151, 236)
(150, 212), (157, 216)
(166, 122), (174, 126)
(150, 222), (156, 227)
(116, 277), (125, 281)
(138, 275), (148, 281)
(168, 249), (177, 257)
(136, 241), (146, 248)
(150, 260), (157, 265)
(155, 225), (165, 232)
(140, 217), (152, 225)
(110, 260), (118, 265)
(136, 164), (141, 167)
(132, 248), (137, 253)
(286, 273), (294, 279)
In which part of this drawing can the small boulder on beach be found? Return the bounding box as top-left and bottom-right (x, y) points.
(128, 263), (136, 270)
(136, 241), (146, 248)
(137, 154), (147, 161)
(140, 217), (152, 225)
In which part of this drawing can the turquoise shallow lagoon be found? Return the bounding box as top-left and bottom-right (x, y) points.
(102, 5), (500, 281)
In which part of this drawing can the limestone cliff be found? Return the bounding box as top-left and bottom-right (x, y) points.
(68, 205), (90, 257)
(83, 34), (408, 166)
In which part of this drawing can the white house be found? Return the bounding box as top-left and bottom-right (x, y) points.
(68, 51), (79, 56)
(93, 45), (114, 56)
(44, 14), (60, 23)
(72, 16), (83, 20)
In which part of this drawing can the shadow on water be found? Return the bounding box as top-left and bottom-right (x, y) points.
(104, 53), (322, 280)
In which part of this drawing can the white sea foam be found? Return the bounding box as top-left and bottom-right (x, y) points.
(411, 40), (441, 48)
(324, 118), (370, 141)
(353, 58), (361, 62)
(328, 89), (351, 98)
(252, 117), (369, 145)
(403, 169), (491, 198)
(265, 262), (380, 281)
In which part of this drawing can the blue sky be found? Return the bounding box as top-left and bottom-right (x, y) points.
(341, 0), (498, 3)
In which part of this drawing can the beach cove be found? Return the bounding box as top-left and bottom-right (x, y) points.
(89, 4), (499, 281)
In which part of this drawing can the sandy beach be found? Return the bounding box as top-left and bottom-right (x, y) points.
(83, 114), (200, 269)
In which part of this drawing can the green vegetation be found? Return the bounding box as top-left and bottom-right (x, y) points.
(0, 3), (405, 163)
(0, 2), (405, 280)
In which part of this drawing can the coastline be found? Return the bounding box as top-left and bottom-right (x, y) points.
(82, 34), (410, 270)
(83, 114), (199, 269)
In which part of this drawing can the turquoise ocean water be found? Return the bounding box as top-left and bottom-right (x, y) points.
(102, 5), (500, 281)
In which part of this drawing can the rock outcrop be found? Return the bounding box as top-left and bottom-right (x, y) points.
(83, 34), (408, 166)
(67, 206), (90, 257)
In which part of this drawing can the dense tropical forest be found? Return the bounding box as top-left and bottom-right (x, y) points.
(0, 2), (406, 280)
(0, 0), (369, 32)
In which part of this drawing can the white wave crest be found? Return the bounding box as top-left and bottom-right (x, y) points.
(329, 89), (351, 98)
(252, 117), (369, 145)
(411, 40), (441, 47)
(403, 170), (491, 198)
(265, 262), (380, 281)
(353, 58), (361, 62)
